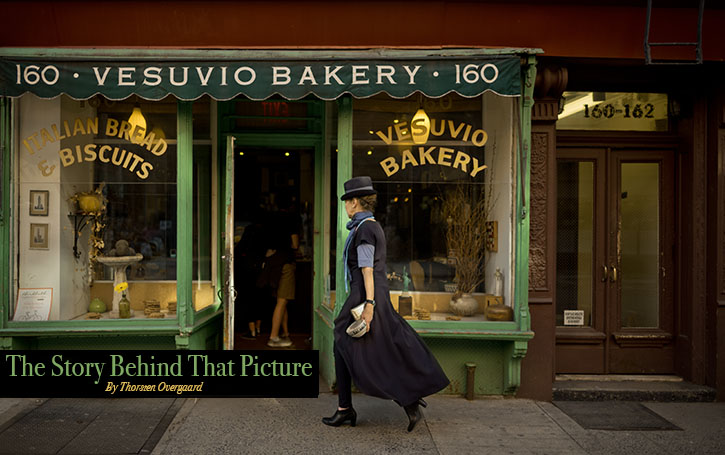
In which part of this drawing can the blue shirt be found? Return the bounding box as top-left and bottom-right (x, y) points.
(357, 244), (375, 268)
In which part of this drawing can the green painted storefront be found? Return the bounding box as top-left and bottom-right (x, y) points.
(1, 49), (537, 395)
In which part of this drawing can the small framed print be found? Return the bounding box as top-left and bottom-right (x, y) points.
(29, 190), (49, 216)
(29, 223), (49, 250)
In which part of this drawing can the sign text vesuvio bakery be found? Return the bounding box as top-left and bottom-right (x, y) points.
(0, 57), (521, 100)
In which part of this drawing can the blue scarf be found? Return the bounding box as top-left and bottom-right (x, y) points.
(343, 211), (375, 292)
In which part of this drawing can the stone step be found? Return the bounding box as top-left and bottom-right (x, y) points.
(553, 375), (716, 402)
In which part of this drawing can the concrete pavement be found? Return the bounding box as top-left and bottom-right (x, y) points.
(1, 390), (724, 454)
(151, 392), (725, 455)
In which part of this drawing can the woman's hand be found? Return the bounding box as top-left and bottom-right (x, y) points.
(362, 303), (374, 333)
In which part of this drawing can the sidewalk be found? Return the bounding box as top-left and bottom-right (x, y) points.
(151, 392), (725, 455)
(1, 391), (724, 454)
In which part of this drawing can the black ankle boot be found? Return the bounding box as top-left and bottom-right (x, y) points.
(322, 408), (357, 427)
(403, 403), (421, 432)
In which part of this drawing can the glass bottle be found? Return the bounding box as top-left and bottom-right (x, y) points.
(398, 266), (413, 317)
(118, 295), (131, 319)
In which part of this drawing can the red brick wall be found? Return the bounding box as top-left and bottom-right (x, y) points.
(2, 1), (724, 61)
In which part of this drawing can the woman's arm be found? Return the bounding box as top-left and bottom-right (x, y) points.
(361, 266), (375, 329)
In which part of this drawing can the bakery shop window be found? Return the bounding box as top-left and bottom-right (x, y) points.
(12, 94), (187, 321)
(352, 93), (515, 322)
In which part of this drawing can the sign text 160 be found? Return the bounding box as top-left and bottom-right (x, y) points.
(454, 64), (499, 84)
(15, 64), (60, 86)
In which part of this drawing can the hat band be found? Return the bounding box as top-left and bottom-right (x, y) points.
(346, 185), (374, 193)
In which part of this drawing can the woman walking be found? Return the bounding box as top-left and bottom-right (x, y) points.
(322, 176), (449, 432)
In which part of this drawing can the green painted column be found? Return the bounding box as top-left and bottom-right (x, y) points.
(334, 96), (353, 318)
(177, 101), (194, 335)
(0, 97), (10, 330)
(515, 56), (537, 333)
(504, 55), (537, 394)
(312, 140), (326, 319)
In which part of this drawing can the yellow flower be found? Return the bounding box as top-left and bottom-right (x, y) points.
(114, 282), (128, 292)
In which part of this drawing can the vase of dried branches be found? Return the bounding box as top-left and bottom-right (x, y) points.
(440, 146), (498, 317)
(441, 183), (497, 315)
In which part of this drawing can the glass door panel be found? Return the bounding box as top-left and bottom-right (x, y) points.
(619, 162), (660, 328)
(556, 161), (595, 327)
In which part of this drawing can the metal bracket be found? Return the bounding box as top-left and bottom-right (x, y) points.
(68, 212), (90, 259)
(645, 0), (704, 65)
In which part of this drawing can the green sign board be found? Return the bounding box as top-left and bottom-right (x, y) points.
(1, 57), (521, 101)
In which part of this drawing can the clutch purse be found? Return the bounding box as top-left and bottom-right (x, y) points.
(346, 319), (368, 338)
(351, 303), (365, 320)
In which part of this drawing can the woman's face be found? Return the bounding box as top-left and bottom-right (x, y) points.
(344, 198), (358, 219)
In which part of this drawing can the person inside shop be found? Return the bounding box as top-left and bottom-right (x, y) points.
(258, 191), (300, 348)
(235, 207), (267, 340)
(322, 176), (449, 432)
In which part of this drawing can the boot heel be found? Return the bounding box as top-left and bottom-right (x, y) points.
(322, 408), (357, 427)
(404, 403), (421, 432)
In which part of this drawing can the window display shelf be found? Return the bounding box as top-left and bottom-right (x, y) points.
(72, 311), (176, 321)
(429, 312), (487, 322)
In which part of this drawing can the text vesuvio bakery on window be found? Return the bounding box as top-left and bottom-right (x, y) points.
(351, 91), (516, 321)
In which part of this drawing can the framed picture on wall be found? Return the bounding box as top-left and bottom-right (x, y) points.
(29, 190), (49, 216)
(29, 223), (49, 250)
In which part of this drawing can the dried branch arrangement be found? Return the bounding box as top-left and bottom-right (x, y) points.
(441, 148), (497, 299)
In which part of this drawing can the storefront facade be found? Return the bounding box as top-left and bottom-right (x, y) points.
(0, 47), (538, 395)
(1, 1), (725, 400)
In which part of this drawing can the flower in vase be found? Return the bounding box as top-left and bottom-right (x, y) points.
(114, 282), (129, 298)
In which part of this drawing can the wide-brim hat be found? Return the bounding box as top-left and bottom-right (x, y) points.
(341, 176), (377, 201)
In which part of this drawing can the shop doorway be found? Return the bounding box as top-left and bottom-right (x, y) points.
(219, 98), (329, 352)
(232, 145), (316, 350)
(555, 148), (676, 374)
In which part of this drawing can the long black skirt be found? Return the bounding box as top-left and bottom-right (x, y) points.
(333, 274), (450, 407)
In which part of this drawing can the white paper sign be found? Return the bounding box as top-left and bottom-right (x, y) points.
(564, 310), (585, 326)
(14, 288), (53, 321)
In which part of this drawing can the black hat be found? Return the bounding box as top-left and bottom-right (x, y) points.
(341, 176), (377, 200)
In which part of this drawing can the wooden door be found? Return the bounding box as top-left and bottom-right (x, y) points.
(555, 148), (675, 374)
(606, 150), (675, 373)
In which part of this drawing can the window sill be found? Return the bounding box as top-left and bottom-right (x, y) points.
(408, 317), (531, 340)
(2, 318), (180, 336)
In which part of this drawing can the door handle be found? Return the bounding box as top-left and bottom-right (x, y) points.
(601, 265), (609, 282)
(610, 265), (618, 282)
